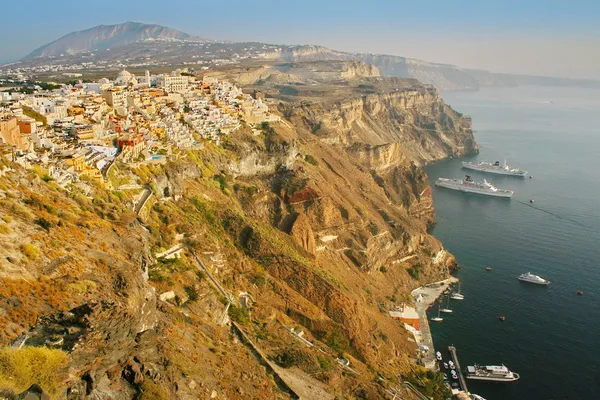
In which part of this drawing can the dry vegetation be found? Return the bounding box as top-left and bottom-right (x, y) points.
(0, 346), (68, 397)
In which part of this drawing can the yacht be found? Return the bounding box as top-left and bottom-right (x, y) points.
(466, 364), (520, 382)
(440, 294), (453, 313)
(518, 272), (550, 285)
(450, 283), (464, 300)
(431, 304), (444, 322)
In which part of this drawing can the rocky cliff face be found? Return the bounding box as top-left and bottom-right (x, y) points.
(0, 63), (471, 399)
(278, 83), (476, 165)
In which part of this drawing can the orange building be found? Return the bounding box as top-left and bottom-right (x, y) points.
(1, 116), (31, 151)
(389, 303), (421, 331)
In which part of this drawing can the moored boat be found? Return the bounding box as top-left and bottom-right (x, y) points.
(450, 283), (464, 300)
(440, 294), (453, 313)
(466, 364), (520, 382)
(435, 175), (514, 198)
(462, 160), (527, 177)
(431, 304), (444, 322)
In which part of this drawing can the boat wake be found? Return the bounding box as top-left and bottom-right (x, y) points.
(516, 200), (590, 229)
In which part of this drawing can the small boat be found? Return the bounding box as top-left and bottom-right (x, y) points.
(436, 351), (442, 361)
(443, 362), (449, 369)
(471, 394), (487, 400)
(451, 381), (459, 388)
(431, 304), (444, 322)
(529, 199), (535, 203)
(451, 283), (464, 300)
(577, 290), (583, 296)
(440, 294), (453, 313)
(443, 373), (449, 380)
(451, 370), (458, 380)
(449, 361), (455, 370)
(529, 175), (534, 179)
(499, 316), (506, 321)
(485, 267), (492, 271)
(518, 272), (550, 285)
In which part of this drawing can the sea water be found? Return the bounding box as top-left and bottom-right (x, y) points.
(425, 86), (600, 400)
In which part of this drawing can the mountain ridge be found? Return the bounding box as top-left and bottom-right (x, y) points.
(25, 21), (205, 59)
(14, 22), (600, 91)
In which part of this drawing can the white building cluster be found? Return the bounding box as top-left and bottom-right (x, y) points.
(1, 68), (279, 190)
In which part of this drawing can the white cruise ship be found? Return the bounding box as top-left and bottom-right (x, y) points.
(462, 160), (527, 177)
(518, 272), (550, 285)
(466, 364), (520, 382)
(435, 176), (514, 198)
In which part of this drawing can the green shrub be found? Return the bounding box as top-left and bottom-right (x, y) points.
(407, 366), (451, 400)
(304, 154), (318, 166)
(319, 328), (350, 354)
(184, 285), (199, 302)
(35, 218), (52, 231)
(407, 264), (423, 280)
(274, 350), (298, 368)
(228, 305), (250, 324)
(317, 355), (332, 371)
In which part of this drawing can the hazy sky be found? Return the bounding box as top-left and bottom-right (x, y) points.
(1, 0), (599, 78)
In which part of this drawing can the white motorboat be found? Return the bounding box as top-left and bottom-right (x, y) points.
(518, 272), (550, 285)
(466, 364), (520, 382)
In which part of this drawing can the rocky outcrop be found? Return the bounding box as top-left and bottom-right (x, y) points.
(290, 213), (316, 255)
(282, 85), (477, 166)
(154, 161), (202, 198)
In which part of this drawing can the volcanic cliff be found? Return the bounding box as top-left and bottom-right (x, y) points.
(0, 62), (476, 399)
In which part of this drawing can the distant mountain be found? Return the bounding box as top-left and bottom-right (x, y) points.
(15, 23), (600, 91)
(25, 22), (204, 59)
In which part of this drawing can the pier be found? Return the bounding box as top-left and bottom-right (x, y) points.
(409, 277), (459, 370)
(448, 345), (469, 395)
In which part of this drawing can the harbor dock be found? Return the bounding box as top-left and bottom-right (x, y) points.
(410, 277), (459, 369)
(448, 345), (469, 395)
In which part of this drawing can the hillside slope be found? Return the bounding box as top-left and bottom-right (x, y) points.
(0, 68), (475, 399)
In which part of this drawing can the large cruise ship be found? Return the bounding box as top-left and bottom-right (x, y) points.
(466, 364), (520, 382)
(435, 176), (514, 198)
(462, 160), (527, 177)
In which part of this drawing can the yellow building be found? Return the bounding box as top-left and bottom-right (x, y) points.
(0, 115), (31, 151)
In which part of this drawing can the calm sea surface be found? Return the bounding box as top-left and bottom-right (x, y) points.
(425, 86), (600, 400)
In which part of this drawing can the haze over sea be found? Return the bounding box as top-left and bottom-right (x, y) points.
(425, 86), (600, 400)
